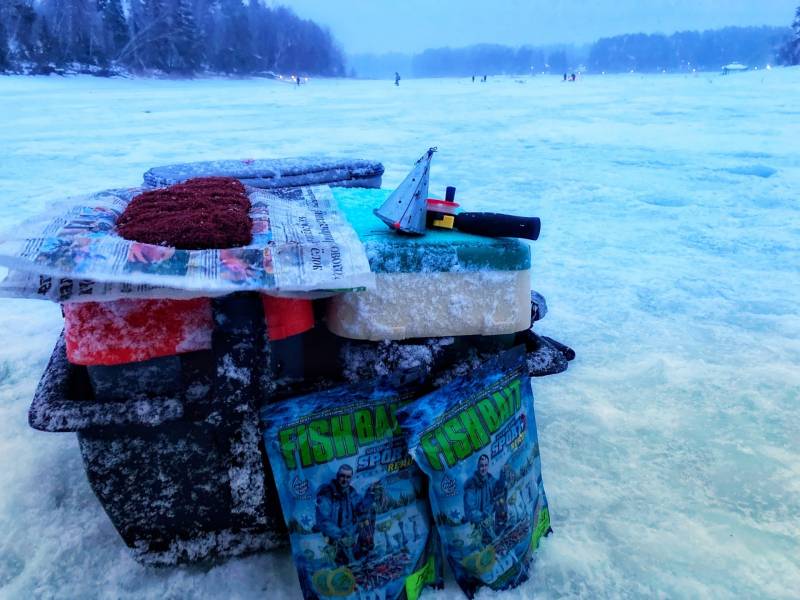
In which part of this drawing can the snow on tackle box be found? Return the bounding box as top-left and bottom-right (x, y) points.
(143, 157), (385, 189)
(327, 187), (533, 341)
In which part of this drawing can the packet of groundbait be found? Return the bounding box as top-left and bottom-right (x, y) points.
(261, 383), (442, 600)
(397, 346), (551, 598)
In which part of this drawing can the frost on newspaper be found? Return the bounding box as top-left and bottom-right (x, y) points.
(0, 185), (374, 302)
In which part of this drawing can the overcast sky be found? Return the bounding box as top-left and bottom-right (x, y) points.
(278, 0), (798, 55)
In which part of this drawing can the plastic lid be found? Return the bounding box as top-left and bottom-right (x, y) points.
(426, 198), (460, 214)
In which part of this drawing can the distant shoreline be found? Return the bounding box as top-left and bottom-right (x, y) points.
(1, 68), (791, 82)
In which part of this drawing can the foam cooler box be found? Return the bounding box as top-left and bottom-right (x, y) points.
(327, 188), (532, 341)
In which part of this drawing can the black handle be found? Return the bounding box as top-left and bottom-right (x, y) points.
(453, 212), (541, 240)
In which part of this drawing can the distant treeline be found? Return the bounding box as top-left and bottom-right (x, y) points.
(0, 0), (345, 76)
(410, 44), (581, 77)
(588, 26), (789, 72)
(351, 26), (791, 78)
(350, 44), (581, 79)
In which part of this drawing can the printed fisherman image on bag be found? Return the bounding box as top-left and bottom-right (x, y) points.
(261, 384), (442, 600)
(398, 346), (551, 598)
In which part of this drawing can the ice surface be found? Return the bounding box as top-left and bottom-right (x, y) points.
(1, 70), (799, 598)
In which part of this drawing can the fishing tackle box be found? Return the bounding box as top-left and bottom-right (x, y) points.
(29, 294), (287, 566)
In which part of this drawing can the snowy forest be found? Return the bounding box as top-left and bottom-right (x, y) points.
(0, 0), (345, 76)
(779, 6), (800, 65)
(1, 2), (799, 78)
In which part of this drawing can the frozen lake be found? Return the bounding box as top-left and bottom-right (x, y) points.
(1, 70), (798, 599)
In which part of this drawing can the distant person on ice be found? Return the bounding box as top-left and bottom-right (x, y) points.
(395, 72), (401, 86)
(563, 73), (567, 81)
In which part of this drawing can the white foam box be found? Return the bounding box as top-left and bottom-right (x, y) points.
(328, 188), (532, 341)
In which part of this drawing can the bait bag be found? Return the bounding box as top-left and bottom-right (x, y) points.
(397, 346), (551, 598)
(261, 383), (442, 600)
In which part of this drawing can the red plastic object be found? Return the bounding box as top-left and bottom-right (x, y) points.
(260, 295), (314, 341)
(64, 298), (214, 366)
(426, 198), (460, 213)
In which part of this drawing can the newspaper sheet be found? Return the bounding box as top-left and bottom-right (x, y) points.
(0, 185), (374, 303)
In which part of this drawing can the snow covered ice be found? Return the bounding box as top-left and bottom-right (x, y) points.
(1, 69), (799, 598)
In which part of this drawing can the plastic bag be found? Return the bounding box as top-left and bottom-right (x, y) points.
(397, 346), (551, 598)
(261, 383), (442, 600)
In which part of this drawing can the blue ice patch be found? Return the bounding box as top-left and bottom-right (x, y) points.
(397, 346), (551, 598)
(722, 165), (777, 178)
(261, 383), (441, 600)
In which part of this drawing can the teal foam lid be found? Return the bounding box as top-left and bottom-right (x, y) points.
(332, 187), (531, 274)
